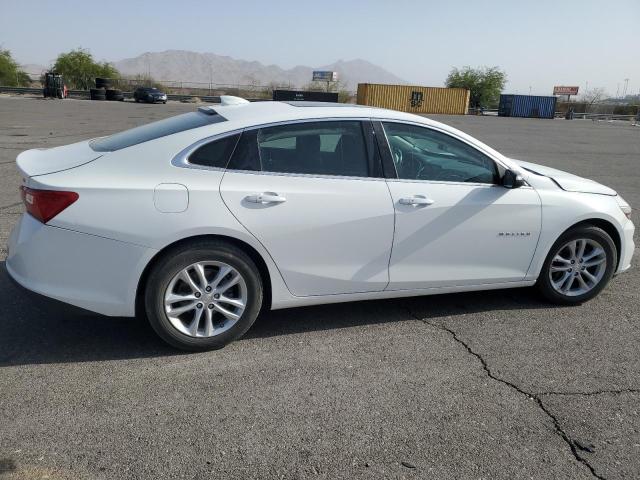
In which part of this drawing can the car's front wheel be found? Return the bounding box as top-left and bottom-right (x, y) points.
(145, 241), (263, 350)
(537, 225), (616, 304)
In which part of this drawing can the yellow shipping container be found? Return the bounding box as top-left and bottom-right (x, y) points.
(357, 83), (470, 115)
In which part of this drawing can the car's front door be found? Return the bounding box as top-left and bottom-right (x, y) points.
(378, 121), (541, 290)
(220, 120), (395, 296)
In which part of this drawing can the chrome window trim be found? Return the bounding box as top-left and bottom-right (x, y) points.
(222, 168), (387, 182)
(384, 177), (533, 189)
(172, 118), (374, 175)
(171, 116), (511, 184)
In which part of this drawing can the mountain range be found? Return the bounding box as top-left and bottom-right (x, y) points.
(22, 50), (407, 92)
(112, 50), (406, 91)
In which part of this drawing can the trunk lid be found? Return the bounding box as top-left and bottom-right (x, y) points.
(16, 140), (103, 178)
(512, 159), (617, 196)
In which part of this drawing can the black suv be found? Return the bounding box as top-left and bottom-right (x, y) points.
(133, 87), (167, 104)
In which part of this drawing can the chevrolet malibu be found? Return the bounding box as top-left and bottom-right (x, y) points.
(6, 98), (634, 350)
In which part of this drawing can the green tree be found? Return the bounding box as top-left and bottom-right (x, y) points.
(445, 66), (506, 109)
(0, 49), (30, 86)
(53, 48), (119, 89)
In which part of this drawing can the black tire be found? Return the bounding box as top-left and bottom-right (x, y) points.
(144, 240), (263, 351)
(537, 225), (617, 305)
(105, 88), (121, 100)
(90, 88), (106, 100)
(95, 77), (111, 89)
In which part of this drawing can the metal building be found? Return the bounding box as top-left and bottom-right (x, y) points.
(498, 94), (557, 119)
(357, 83), (470, 115)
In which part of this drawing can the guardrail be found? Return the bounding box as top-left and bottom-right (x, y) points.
(0, 86), (44, 95)
(466, 106), (637, 121)
(0, 86), (272, 103)
(553, 111), (637, 121)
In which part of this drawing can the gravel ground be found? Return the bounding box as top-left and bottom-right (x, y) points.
(0, 96), (638, 480)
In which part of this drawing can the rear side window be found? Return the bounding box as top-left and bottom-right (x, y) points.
(188, 134), (240, 168)
(90, 111), (227, 152)
(226, 121), (374, 177)
(258, 121), (369, 177)
(227, 130), (261, 171)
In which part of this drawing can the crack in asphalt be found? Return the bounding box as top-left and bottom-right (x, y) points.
(539, 388), (640, 397)
(0, 202), (22, 211)
(403, 306), (606, 480)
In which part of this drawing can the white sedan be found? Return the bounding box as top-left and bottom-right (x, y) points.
(6, 98), (634, 350)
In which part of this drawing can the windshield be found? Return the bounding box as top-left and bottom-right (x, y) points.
(90, 111), (226, 152)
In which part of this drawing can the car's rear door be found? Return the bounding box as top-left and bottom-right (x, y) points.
(220, 119), (395, 296)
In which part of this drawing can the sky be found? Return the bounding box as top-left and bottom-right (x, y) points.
(1, 0), (639, 96)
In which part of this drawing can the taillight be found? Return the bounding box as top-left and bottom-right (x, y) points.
(20, 186), (79, 223)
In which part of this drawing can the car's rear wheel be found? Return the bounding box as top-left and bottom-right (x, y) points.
(145, 241), (263, 350)
(537, 225), (616, 304)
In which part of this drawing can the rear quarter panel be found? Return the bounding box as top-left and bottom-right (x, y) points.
(30, 132), (294, 309)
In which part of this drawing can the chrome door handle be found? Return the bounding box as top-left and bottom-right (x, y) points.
(399, 195), (434, 206)
(246, 192), (287, 204)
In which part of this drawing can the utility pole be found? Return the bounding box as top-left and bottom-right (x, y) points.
(623, 78), (629, 98)
(209, 62), (213, 96)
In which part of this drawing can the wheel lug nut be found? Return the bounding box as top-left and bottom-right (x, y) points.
(208, 303), (214, 309)
(195, 292), (201, 298)
(205, 286), (212, 292)
(570, 260), (575, 264)
(213, 293), (220, 299)
(196, 303), (203, 309)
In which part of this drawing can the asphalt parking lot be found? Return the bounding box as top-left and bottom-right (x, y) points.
(0, 95), (638, 480)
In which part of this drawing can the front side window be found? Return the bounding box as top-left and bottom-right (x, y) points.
(255, 121), (371, 177)
(382, 122), (499, 184)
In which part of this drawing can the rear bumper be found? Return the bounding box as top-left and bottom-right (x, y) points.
(6, 214), (157, 317)
(6, 266), (99, 317)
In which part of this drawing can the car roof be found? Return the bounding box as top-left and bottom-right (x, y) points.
(208, 101), (436, 128)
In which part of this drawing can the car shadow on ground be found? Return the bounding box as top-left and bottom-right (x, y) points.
(0, 262), (557, 367)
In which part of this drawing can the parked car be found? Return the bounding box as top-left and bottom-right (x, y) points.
(133, 87), (167, 104)
(7, 97), (634, 351)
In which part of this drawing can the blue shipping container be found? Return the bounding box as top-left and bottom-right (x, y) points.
(498, 94), (557, 119)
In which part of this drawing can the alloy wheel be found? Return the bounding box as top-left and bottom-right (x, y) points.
(163, 261), (247, 337)
(549, 238), (607, 297)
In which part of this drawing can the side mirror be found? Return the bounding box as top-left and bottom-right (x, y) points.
(502, 169), (525, 189)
